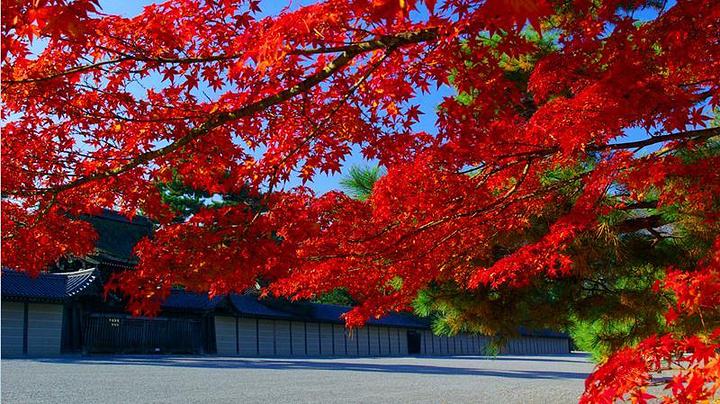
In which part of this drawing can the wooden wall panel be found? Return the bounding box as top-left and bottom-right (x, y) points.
(398, 329), (408, 355)
(332, 325), (346, 356)
(305, 322), (320, 356)
(378, 327), (390, 356)
(345, 329), (358, 356)
(368, 326), (380, 356)
(214, 316), (236, 355)
(257, 319), (274, 356)
(237, 318), (257, 356)
(275, 321), (292, 356)
(27, 303), (63, 356)
(320, 323), (334, 356)
(357, 327), (370, 356)
(2, 302), (25, 357)
(290, 321), (306, 356)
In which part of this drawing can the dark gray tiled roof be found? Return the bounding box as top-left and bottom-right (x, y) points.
(517, 326), (568, 339)
(303, 302), (430, 329)
(1, 268), (98, 302)
(228, 295), (295, 319)
(160, 291), (429, 328)
(161, 290), (224, 311)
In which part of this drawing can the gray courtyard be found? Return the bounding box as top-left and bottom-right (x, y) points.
(1, 354), (593, 403)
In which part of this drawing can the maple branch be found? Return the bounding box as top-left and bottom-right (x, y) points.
(4, 29), (438, 85)
(314, 161), (550, 260)
(2, 53), (252, 84)
(341, 162), (667, 261)
(2, 57), (133, 84)
(289, 32), (435, 55)
(600, 127), (720, 151)
(459, 127), (720, 175)
(267, 49), (395, 190)
(13, 29), (437, 197)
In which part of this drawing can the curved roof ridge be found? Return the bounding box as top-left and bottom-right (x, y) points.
(57, 267), (97, 277)
(65, 269), (98, 296)
(1, 267), (99, 301)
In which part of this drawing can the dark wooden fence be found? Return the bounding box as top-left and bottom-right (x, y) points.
(84, 314), (203, 354)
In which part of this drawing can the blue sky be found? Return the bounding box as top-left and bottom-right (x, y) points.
(95, 0), (670, 194)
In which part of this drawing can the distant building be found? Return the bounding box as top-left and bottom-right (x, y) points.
(1, 210), (571, 357)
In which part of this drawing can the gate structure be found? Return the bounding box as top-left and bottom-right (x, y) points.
(84, 314), (203, 354)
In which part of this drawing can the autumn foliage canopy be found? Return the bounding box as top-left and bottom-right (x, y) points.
(2, 0), (720, 401)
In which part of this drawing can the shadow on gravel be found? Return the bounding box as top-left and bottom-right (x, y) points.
(25, 356), (591, 380)
(435, 354), (590, 364)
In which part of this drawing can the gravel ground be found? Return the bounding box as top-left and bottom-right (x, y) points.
(1, 354), (593, 403)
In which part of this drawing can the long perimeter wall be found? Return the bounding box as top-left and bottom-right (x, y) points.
(215, 316), (570, 357)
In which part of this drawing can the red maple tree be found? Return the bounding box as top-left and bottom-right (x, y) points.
(3, 0), (719, 401)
